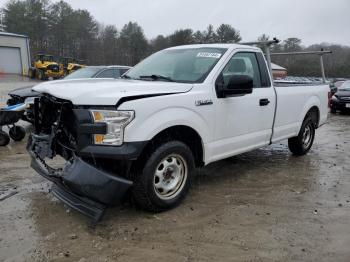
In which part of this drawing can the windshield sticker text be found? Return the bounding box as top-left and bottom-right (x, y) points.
(196, 52), (222, 59)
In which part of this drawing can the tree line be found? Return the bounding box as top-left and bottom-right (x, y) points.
(2, 0), (350, 78)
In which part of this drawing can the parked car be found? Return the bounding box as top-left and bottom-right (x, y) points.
(63, 65), (131, 80)
(330, 80), (350, 113)
(6, 65), (132, 123)
(27, 44), (329, 221)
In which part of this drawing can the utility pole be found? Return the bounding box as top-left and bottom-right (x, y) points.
(0, 10), (5, 32)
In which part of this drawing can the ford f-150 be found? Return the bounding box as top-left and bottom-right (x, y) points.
(27, 44), (329, 221)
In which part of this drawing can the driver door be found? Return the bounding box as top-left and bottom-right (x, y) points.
(211, 51), (276, 161)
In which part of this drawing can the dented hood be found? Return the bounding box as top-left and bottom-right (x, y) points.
(32, 78), (193, 105)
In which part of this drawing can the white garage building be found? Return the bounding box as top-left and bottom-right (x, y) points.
(0, 32), (31, 75)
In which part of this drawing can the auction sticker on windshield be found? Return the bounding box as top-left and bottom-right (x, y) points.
(196, 52), (222, 59)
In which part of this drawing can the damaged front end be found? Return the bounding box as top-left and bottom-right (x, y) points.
(27, 95), (142, 221)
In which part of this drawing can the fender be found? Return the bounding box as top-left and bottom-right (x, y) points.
(298, 95), (321, 131)
(124, 106), (211, 144)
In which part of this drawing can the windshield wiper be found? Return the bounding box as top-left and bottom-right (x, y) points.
(139, 74), (174, 82)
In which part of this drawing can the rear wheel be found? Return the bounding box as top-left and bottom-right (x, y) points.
(9, 126), (26, 141)
(288, 116), (315, 156)
(131, 141), (194, 212)
(0, 131), (10, 146)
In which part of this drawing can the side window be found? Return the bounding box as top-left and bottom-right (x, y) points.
(256, 52), (271, 87)
(119, 68), (129, 76)
(220, 52), (261, 88)
(114, 69), (121, 78)
(95, 69), (115, 78)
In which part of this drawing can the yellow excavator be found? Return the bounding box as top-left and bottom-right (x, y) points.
(59, 57), (85, 76)
(28, 54), (63, 80)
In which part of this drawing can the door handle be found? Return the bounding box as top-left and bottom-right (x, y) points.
(259, 98), (270, 106)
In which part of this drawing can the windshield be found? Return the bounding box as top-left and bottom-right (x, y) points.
(125, 47), (227, 83)
(339, 81), (350, 91)
(64, 67), (102, 80)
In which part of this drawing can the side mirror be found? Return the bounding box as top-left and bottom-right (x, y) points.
(226, 75), (253, 95)
(216, 75), (253, 98)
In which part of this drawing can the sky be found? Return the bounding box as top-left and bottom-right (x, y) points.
(1, 0), (350, 46)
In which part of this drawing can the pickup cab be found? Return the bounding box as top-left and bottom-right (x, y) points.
(27, 44), (329, 221)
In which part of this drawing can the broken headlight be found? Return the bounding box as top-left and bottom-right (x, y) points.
(90, 110), (134, 146)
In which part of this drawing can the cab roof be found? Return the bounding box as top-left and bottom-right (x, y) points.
(166, 43), (261, 52)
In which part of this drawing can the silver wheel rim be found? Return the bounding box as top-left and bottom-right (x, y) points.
(302, 124), (313, 148)
(153, 154), (188, 200)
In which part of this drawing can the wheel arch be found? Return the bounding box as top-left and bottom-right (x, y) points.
(300, 96), (321, 129)
(306, 106), (320, 128)
(137, 125), (205, 168)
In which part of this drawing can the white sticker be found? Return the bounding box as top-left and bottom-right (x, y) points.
(196, 52), (222, 59)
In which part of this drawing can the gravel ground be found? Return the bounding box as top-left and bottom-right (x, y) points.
(1, 76), (350, 262)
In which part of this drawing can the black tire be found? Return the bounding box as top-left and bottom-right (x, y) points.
(0, 131), (10, 146)
(9, 126), (26, 141)
(131, 141), (195, 212)
(330, 107), (337, 114)
(288, 116), (315, 156)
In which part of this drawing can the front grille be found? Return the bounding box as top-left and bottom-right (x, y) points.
(34, 95), (78, 157)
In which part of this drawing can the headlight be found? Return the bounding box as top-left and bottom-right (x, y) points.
(332, 95), (338, 100)
(90, 110), (134, 146)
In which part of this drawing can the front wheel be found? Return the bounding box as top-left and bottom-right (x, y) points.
(131, 141), (194, 212)
(288, 117), (315, 156)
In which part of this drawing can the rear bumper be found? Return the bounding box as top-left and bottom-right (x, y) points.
(28, 139), (133, 221)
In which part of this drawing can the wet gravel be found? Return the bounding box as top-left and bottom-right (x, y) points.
(1, 76), (350, 261)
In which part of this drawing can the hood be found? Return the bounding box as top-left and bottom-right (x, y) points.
(32, 78), (193, 105)
(9, 85), (40, 98)
(335, 90), (350, 97)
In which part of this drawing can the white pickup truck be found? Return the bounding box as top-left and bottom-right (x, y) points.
(28, 44), (329, 221)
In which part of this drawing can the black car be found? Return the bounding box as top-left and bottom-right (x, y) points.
(330, 81), (350, 113)
(7, 65), (132, 123)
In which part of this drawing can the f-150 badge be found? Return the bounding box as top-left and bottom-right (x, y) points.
(195, 99), (213, 106)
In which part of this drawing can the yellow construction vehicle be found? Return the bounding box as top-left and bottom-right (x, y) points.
(59, 57), (85, 76)
(28, 54), (63, 80)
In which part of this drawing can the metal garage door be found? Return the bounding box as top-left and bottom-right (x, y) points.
(0, 47), (22, 74)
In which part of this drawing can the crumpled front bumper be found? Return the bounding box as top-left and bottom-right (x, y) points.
(28, 135), (133, 222)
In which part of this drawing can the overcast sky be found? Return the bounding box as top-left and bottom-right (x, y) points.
(1, 0), (350, 46)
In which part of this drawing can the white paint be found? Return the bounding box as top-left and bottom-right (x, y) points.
(33, 44), (329, 165)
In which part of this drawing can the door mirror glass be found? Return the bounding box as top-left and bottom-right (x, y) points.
(226, 75), (253, 95)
